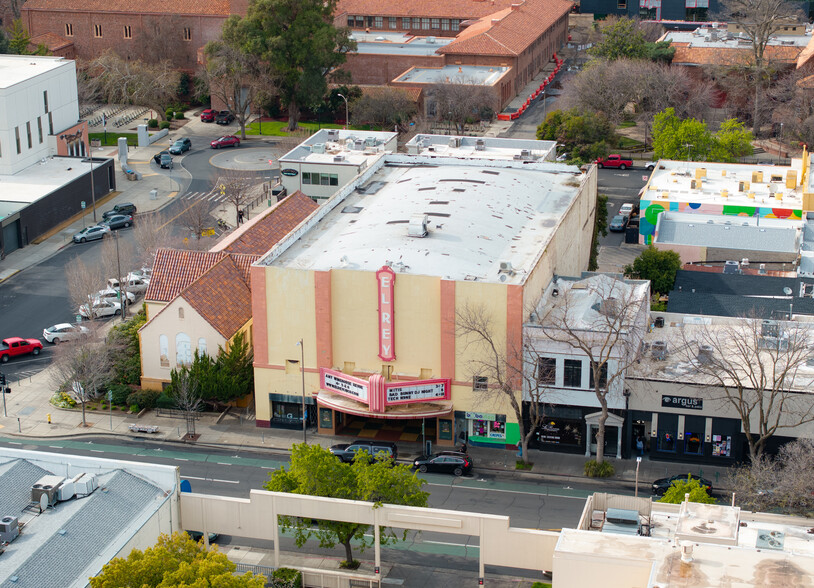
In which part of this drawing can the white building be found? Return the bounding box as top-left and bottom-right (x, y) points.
(404, 134), (557, 162)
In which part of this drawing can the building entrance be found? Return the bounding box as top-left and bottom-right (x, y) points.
(336, 414), (437, 444)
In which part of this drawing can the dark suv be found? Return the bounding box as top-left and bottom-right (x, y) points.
(414, 451), (473, 476)
(329, 440), (398, 463)
(215, 110), (235, 125)
(102, 203), (137, 220)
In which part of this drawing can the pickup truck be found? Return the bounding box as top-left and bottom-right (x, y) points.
(594, 155), (633, 170)
(0, 337), (43, 363)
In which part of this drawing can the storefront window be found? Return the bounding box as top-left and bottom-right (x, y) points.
(471, 419), (505, 439)
(711, 434), (732, 457)
(535, 418), (583, 446)
(273, 402), (302, 424)
(684, 431), (703, 455)
(658, 429), (676, 452)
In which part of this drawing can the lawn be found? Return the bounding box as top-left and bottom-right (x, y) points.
(617, 135), (644, 149)
(89, 132), (138, 147)
(618, 120), (637, 128)
(243, 120), (380, 136)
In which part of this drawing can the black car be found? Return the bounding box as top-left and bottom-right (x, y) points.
(186, 531), (218, 543)
(169, 137), (192, 155)
(414, 451), (473, 476)
(102, 203), (137, 220)
(329, 440), (398, 463)
(609, 214), (628, 232)
(215, 110), (235, 125)
(160, 153), (173, 169)
(100, 214), (134, 230)
(651, 473), (713, 496)
(152, 149), (170, 164)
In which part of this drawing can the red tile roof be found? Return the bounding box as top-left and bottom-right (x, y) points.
(180, 256), (252, 338)
(22, 0), (230, 16)
(336, 0), (518, 19)
(145, 249), (226, 303)
(439, 0), (572, 57)
(672, 43), (802, 66)
(29, 32), (73, 51)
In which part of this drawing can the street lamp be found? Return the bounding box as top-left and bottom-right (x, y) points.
(337, 93), (349, 130)
(779, 122), (784, 164)
(685, 143), (693, 162)
(296, 339), (306, 443)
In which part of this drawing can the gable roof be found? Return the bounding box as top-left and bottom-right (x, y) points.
(438, 0), (572, 57)
(145, 249), (227, 303)
(179, 256), (253, 338)
(22, 0), (230, 16)
(336, 0), (518, 20)
(28, 32), (73, 52)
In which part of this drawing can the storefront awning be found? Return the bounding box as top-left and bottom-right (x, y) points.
(316, 390), (453, 420)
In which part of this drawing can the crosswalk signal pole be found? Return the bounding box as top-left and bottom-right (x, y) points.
(1, 373), (6, 417)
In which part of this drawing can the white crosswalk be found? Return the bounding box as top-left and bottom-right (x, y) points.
(180, 186), (227, 203)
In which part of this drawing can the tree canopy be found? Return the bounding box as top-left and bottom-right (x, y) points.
(658, 477), (716, 504)
(589, 17), (675, 63)
(624, 245), (681, 295)
(223, 0), (355, 131)
(90, 532), (265, 588)
(536, 109), (616, 163)
(264, 443), (428, 567)
(652, 108), (753, 162)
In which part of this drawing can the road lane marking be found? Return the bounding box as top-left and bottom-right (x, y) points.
(182, 476), (240, 485)
(426, 482), (585, 499)
(49, 446), (61, 448)
(183, 476), (207, 481)
(90, 450), (104, 453)
(174, 458), (189, 461)
(212, 479), (240, 484)
(216, 462), (231, 465)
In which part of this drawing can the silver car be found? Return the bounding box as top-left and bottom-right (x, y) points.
(79, 299), (121, 319)
(43, 323), (90, 344)
(73, 225), (110, 243)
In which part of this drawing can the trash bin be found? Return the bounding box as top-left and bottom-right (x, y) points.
(150, 189), (158, 200)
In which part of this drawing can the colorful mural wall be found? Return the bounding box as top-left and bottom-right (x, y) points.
(639, 200), (803, 244)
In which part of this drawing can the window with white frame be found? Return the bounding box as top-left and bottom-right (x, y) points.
(374, 16), (383, 27)
(421, 17), (430, 29)
(537, 357), (556, 385)
(389, 17), (397, 29)
(431, 18), (440, 29)
(451, 19), (460, 31)
(563, 359), (582, 388)
(198, 337), (207, 356)
(159, 335), (169, 367)
(176, 333), (192, 365)
(402, 17), (412, 29)
(589, 363), (608, 390)
(441, 19), (450, 31)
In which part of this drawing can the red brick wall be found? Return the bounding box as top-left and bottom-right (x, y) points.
(339, 52), (444, 86)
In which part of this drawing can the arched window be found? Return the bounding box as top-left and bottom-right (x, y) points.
(198, 337), (207, 357)
(159, 335), (169, 367)
(178, 307), (185, 319)
(176, 333), (192, 365)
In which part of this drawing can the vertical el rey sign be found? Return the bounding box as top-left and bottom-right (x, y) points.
(377, 266), (396, 361)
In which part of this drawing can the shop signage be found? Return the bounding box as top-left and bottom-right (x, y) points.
(464, 411), (505, 422)
(280, 168), (298, 177)
(661, 395), (703, 410)
(386, 380), (447, 404)
(376, 266), (396, 361)
(323, 370), (368, 401)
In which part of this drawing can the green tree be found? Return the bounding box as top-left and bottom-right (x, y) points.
(90, 532), (265, 587)
(8, 19), (30, 54)
(589, 18), (649, 61)
(224, 0), (356, 131)
(710, 118), (754, 162)
(588, 194), (609, 272)
(646, 40), (676, 64)
(537, 109), (616, 164)
(211, 330), (254, 406)
(264, 443), (428, 568)
(624, 245), (681, 295)
(658, 476), (716, 504)
(0, 29), (9, 54)
(107, 306), (147, 385)
(652, 107), (752, 162)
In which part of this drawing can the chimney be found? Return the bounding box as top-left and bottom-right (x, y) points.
(458, 66), (463, 73)
(680, 541), (694, 563)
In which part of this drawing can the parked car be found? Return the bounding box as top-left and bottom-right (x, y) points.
(329, 440), (398, 463)
(79, 299), (121, 319)
(556, 152), (569, 162)
(0, 337), (43, 362)
(413, 451), (473, 476)
(95, 288), (137, 305)
(99, 214), (133, 230)
(128, 267), (152, 281)
(42, 323), (90, 344)
(169, 137), (192, 155)
(186, 531), (219, 543)
(73, 225), (110, 243)
(200, 109), (216, 122)
(107, 276), (149, 295)
(651, 473), (713, 496)
(645, 162), (657, 171)
(609, 214), (629, 232)
(210, 135), (240, 149)
(594, 154), (633, 170)
(215, 110), (235, 125)
(160, 153), (173, 169)
(152, 150), (170, 165)
(102, 203), (137, 219)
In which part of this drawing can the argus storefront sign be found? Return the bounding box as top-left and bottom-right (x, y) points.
(661, 395), (703, 410)
(385, 380), (447, 404)
(376, 266), (395, 361)
(323, 370), (368, 402)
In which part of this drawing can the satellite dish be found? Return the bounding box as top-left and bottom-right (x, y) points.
(784, 287), (793, 296)
(40, 493), (49, 511)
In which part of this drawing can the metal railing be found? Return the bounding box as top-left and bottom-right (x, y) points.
(233, 562), (381, 588)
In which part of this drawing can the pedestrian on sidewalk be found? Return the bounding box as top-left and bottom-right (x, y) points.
(636, 436), (644, 456)
(237, 209), (244, 225)
(459, 441), (467, 454)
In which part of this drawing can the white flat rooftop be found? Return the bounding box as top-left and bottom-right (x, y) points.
(664, 28), (810, 48)
(279, 129), (397, 166)
(266, 156), (585, 284)
(350, 33), (452, 55)
(394, 64), (510, 85)
(407, 134), (556, 161)
(0, 55), (73, 89)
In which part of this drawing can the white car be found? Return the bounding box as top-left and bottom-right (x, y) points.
(619, 203), (635, 217)
(43, 323), (90, 344)
(79, 299), (121, 319)
(129, 267), (152, 280)
(108, 276), (149, 295)
(96, 288), (136, 305)
(645, 162), (657, 170)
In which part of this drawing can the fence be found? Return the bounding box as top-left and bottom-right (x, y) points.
(234, 562), (381, 588)
(154, 408), (202, 420)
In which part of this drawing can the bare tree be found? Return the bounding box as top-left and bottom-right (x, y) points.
(456, 304), (555, 464)
(351, 88), (417, 130)
(65, 255), (104, 322)
(177, 200), (214, 242)
(221, 170), (256, 227)
(671, 317), (814, 459)
(137, 15), (196, 69)
(538, 276), (650, 464)
(766, 66), (814, 148)
(49, 340), (112, 427)
(430, 79), (495, 134)
(133, 211), (174, 268)
(170, 368), (202, 439)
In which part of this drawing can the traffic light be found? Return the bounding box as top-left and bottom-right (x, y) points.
(3, 387), (10, 394)
(0, 373), (5, 386)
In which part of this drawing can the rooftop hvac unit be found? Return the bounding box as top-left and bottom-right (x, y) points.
(449, 137), (461, 148)
(364, 136), (376, 147)
(651, 341), (668, 360)
(72, 472), (99, 495)
(761, 320), (779, 337)
(0, 515), (19, 543)
(326, 129), (339, 139)
(310, 143), (326, 154)
(407, 143), (420, 155)
(31, 475), (66, 506)
(475, 138), (486, 151)
(499, 261), (514, 274)
(520, 149), (532, 160)
(407, 214), (429, 238)
(426, 36), (436, 44)
(58, 480), (75, 502)
(354, 138), (365, 150)
(333, 155), (345, 162)
(697, 344), (714, 363)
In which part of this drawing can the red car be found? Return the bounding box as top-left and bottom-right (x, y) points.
(200, 109), (216, 122)
(594, 154), (633, 170)
(210, 135), (240, 149)
(0, 337), (43, 363)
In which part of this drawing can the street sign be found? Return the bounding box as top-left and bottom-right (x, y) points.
(642, 175), (648, 181)
(107, 390), (113, 402)
(81, 201), (86, 209)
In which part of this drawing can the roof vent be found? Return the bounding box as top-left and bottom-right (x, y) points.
(449, 136), (461, 148)
(697, 344), (714, 364)
(499, 261), (515, 275)
(407, 214), (429, 238)
(475, 138), (486, 151)
(310, 143), (325, 154)
(333, 155), (345, 162)
(0, 515), (19, 543)
(326, 129), (339, 138)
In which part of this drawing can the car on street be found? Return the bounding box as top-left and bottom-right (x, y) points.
(108, 276), (149, 295)
(618, 203), (636, 217)
(413, 451), (473, 476)
(200, 109), (216, 122)
(95, 288), (137, 305)
(210, 135), (240, 149)
(169, 137), (192, 155)
(594, 154), (633, 170)
(556, 152), (569, 162)
(99, 214), (133, 230)
(73, 225), (110, 243)
(186, 531), (219, 543)
(215, 110), (235, 125)
(159, 153), (173, 169)
(42, 323), (90, 345)
(79, 299), (121, 319)
(102, 203), (137, 219)
(128, 268), (152, 282)
(651, 473), (713, 496)
(645, 162), (657, 170)
(329, 440), (398, 463)
(0, 337), (43, 362)
(609, 214), (629, 232)
(152, 150), (170, 165)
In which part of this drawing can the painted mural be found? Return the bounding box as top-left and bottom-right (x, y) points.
(639, 200), (803, 244)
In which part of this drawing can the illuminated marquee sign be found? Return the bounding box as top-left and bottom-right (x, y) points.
(321, 368), (450, 409)
(323, 370), (369, 402)
(376, 266), (395, 361)
(385, 380), (448, 404)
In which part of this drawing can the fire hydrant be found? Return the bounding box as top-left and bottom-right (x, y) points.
(47, 413), (51, 425)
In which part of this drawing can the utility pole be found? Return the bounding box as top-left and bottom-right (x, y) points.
(114, 231), (128, 321)
(1, 372), (7, 417)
